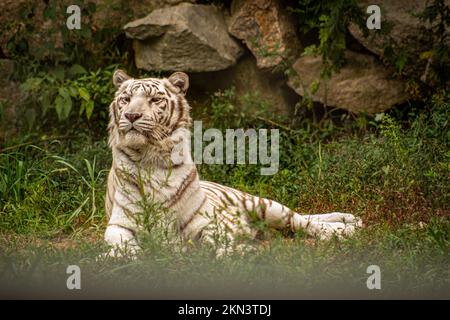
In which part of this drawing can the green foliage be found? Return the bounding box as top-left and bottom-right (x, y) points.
(0, 87), (448, 296)
(0, 137), (108, 235)
(194, 89), (449, 221)
(1, 0), (449, 294)
(200, 88), (286, 130)
(415, 0), (450, 87)
(20, 64), (117, 123)
(4, 0), (132, 68)
(290, 0), (449, 94)
(379, 0), (449, 91)
(290, 0), (366, 77)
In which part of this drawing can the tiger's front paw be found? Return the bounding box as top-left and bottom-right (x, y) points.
(309, 220), (360, 240)
(100, 224), (141, 260)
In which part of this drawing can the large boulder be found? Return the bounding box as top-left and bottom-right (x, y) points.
(124, 3), (243, 72)
(348, 0), (450, 57)
(287, 51), (409, 114)
(228, 0), (300, 71)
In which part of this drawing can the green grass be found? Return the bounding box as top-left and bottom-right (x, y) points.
(0, 89), (449, 298)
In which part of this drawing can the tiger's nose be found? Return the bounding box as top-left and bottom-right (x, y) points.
(125, 112), (143, 123)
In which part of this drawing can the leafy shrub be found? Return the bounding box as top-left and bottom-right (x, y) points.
(3, 0), (132, 68)
(289, 0), (366, 77)
(20, 64), (117, 124)
(415, 0), (449, 87)
(290, 0), (449, 91)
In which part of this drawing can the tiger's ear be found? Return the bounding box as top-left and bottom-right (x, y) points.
(168, 72), (189, 95)
(113, 69), (131, 88)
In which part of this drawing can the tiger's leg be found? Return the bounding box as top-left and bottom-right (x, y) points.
(104, 225), (139, 257)
(199, 206), (257, 257)
(240, 194), (363, 238)
(200, 181), (361, 240)
(301, 212), (362, 224)
(104, 190), (141, 257)
(242, 197), (361, 239)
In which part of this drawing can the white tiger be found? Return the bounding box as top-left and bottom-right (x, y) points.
(104, 69), (362, 256)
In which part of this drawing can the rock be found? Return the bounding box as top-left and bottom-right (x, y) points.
(348, 0), (450, 57)
(287, 51), (408, 114)
(124, 3), (243, 72)
(228, 0), (300, 71)
(188, 52), (298, 116)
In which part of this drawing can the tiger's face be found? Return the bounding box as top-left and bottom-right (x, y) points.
(109, 70), (191, 151)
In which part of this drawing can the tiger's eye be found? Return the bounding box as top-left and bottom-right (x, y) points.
(120, 96), (130, 104)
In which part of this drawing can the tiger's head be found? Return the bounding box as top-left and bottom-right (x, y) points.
(108, 70), (192, 158)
